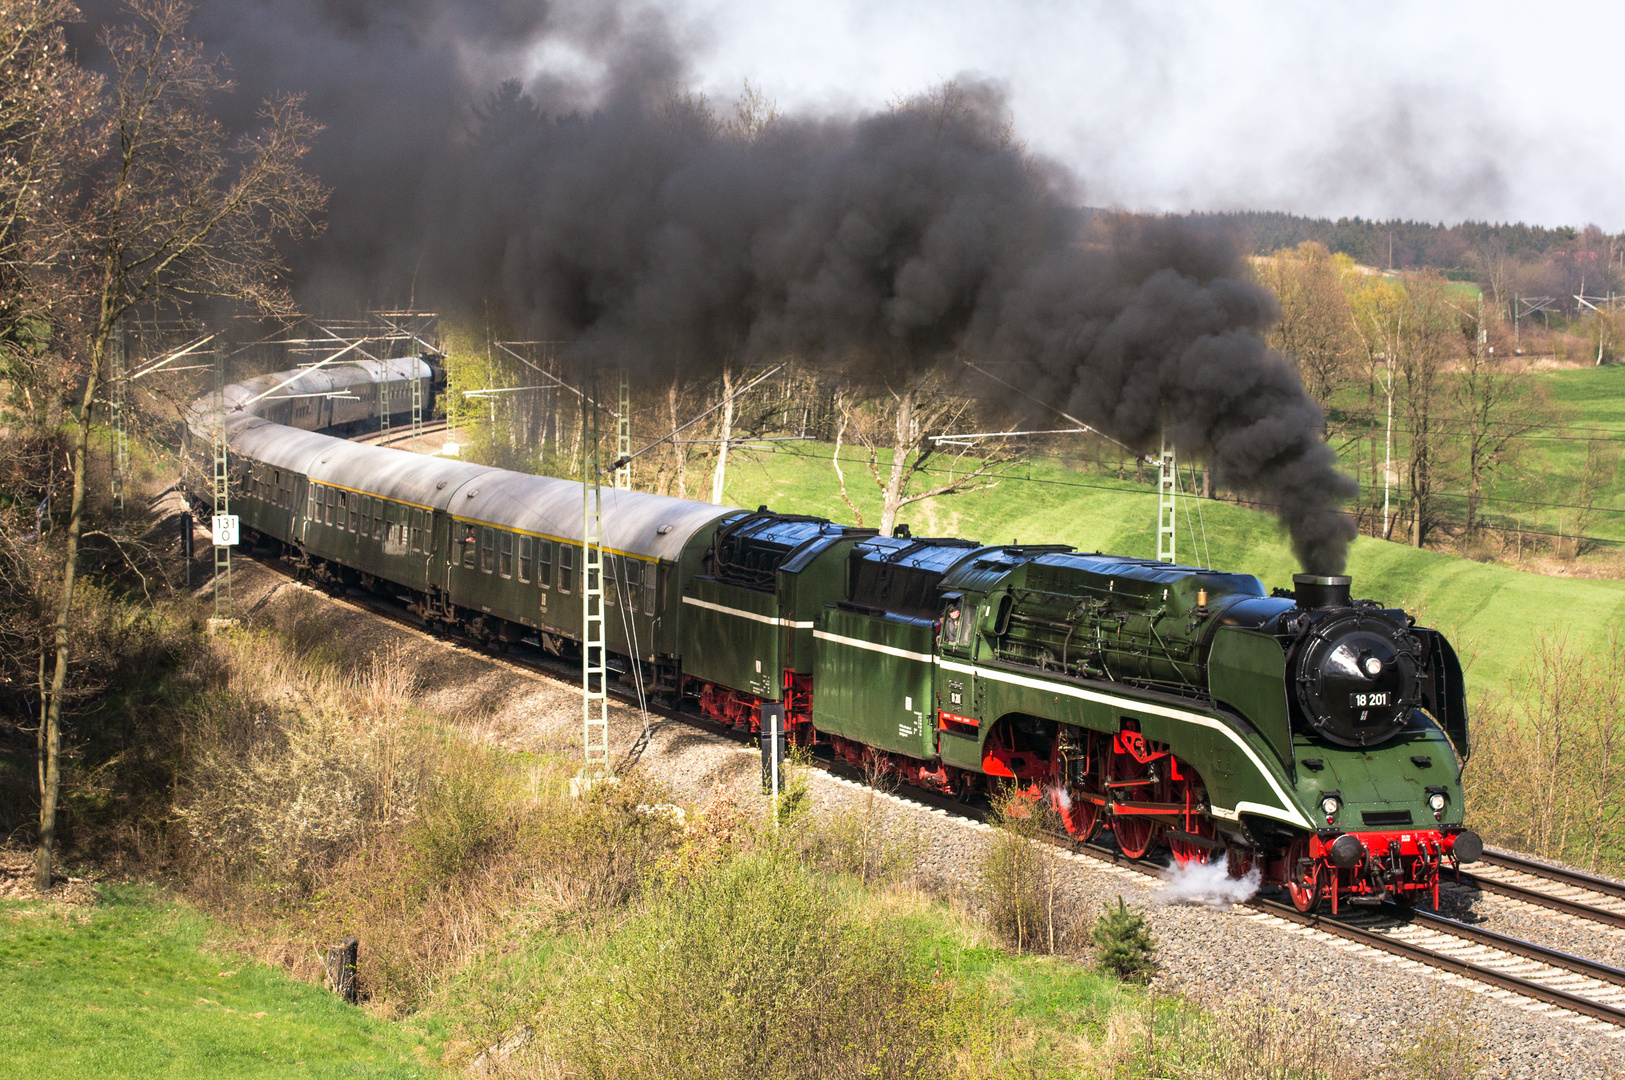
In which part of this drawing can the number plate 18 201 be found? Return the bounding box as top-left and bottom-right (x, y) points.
(1350, 692), (1390, 707)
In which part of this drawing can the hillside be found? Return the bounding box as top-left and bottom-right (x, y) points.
(718, 442), (1625, 702)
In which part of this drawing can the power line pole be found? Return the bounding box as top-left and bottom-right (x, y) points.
(411, 352), (425, 450)
(1157, 433), (1177, 564)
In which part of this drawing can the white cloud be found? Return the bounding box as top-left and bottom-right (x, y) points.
(670, 0), (1625, 228)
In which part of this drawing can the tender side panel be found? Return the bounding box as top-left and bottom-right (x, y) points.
(680, 578), (782, 699)
(812, 608), (935, 759)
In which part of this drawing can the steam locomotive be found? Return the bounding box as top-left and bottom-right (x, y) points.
(191, 359), (1478, 913)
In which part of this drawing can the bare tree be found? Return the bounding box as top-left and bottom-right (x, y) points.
(1451, 338), (1546, 543)
(845, 368), (1019, 536)
(0, 0), (100, 379)
(32, 0), (323, 888)
(830, 383), (864, 526)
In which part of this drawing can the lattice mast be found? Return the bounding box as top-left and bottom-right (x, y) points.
(581, 376), (610, 778)
(212, 344), (232, 617)
(377, 351), (391, 442)
(1156, 433), (1176, 565)
(411, 352), (425, 450)
(615, 366), (631, 490)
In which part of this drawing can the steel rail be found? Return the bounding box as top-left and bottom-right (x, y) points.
(1454, 868), (1625, 929)
(1401, 906), (1625, 988)
(1480, 849), (1625, 901)
(1254, 898), (1625, 1028)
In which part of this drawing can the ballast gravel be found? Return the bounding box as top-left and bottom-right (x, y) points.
(226, 559), (1625, 1080)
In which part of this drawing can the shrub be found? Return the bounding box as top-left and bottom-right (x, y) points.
(979, 786), (1084, 954)
(1464, 632), (1625, 872)
(1396, 992), (1482, 1080)
(552, 844), (977, 1080)
(811, 756), (918, 887)
(1091, 896), (1155, 981)
(172, 634), (428, 892)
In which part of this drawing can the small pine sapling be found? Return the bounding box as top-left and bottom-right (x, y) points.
(1091, 895), (1156, 981)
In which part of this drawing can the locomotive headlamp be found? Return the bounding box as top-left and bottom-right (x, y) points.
(1363, 656), (1383, 676)
(1428, 792), (1447, 812)
(1320, 796), (1340, 816)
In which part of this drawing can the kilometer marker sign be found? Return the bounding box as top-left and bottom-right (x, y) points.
(212, 514), (239, 547)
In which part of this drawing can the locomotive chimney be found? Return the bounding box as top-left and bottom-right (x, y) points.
(1293, 573), (1351, 609)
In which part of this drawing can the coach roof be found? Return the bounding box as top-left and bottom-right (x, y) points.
(452, 471), (736, 562)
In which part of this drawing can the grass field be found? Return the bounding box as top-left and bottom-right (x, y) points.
(0, 888), (441, 1080)
(717, 439), (1625, 701)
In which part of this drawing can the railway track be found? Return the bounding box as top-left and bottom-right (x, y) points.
(232, 542), (1625, 1034)
(1053, 832), (1625, 1030)
(1446, 850), (1625, 930)
(349, 419), (450, 449)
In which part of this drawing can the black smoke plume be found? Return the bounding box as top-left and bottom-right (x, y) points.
(67, 0), (1358, 572)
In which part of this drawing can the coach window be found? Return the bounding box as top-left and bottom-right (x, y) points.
(558, 544), (573, 593)
(499, 531), (513, 578)
(307, 485), (317, 521)
(460, 523), (478, 568)
(480, 526), (495, 573)
(348, 493), (358, 533)
(361, 497), (372, 537)
(409, 509), (422, 552)
(325, 486), (337, 526)
(374, 500), (386, 540)
(643, 561), (658, 615)
(518, 536), (532, 583)
(538, 540), (553, 588)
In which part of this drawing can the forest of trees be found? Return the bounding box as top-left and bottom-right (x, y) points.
(1190, 210), (1625, 319)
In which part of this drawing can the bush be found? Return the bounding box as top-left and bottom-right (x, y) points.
(979, 786), (1084, 954)
(552, 843), (978, 1080)
(810, 756), (918, 887)
(1091, 896), (1155, 981)
(172, 634), (428, 892)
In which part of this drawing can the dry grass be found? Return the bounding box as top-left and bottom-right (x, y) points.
(167, 624), (683, 1015)
(807, 756), (922, 887)
(1463, 632), (1625, 873)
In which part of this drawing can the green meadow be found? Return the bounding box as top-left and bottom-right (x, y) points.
(0, 889), (441, 1080)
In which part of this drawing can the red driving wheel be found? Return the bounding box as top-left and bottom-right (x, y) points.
(1053, 788), (1101, 841)
(1285, 836), (1322, 913)
(1108, 743), (1159, 858)
(1166, 764), (1215, 867)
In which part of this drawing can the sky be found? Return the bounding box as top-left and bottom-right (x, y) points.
(652, 0), (1624, 230)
